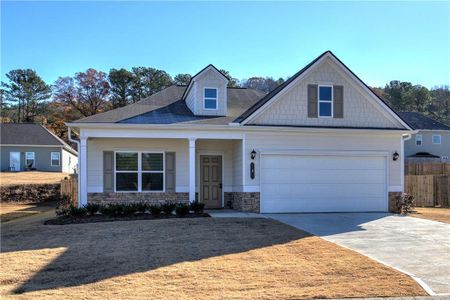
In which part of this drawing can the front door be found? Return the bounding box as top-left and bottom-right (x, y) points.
(9, 152), (21, 171)
(200, 155), (222, 208)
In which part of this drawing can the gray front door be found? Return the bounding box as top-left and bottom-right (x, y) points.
(200, 155), (222, 208)
(9, 152), (21, 171)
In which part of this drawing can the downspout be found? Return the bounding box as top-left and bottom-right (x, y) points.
(68, 127), (81, 207)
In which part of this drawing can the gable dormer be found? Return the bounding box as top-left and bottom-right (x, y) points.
(183, 65), (229, 116)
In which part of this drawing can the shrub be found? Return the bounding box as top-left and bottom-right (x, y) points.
(149, 204), (162, 216)
(395, 193), (415, 215)
(99, 204), (123, 216)
(67, 204), (87, 217)
(135, 202), (148, 214)
(175, 203), (190, 217)
(190, 200), (205, 214)
(122, 204), (138, 216)
(84, 203), (100, 215)
(161, 202), (176, 214)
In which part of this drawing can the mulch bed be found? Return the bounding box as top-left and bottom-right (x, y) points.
(44, 213), (210, 225)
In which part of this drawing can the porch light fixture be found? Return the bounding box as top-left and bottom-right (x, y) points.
(393, 151), (399, 161)
(251, 149), (257, 160)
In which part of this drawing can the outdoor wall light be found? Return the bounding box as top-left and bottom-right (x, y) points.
(393, 151), (399, 161)
(251, 149), (257, 160)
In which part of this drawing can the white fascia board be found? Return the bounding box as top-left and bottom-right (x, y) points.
(0, 144), (64, 148)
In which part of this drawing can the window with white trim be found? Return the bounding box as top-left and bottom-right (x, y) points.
(415, 134), (422, 146)
(204, 88), (218, 110)
(432, 135), (441, 144)
(115, 152), (164, 192)
(51, 152), (60, 166)
(25, 152), (35, 168)
(318, 85), (333, 117)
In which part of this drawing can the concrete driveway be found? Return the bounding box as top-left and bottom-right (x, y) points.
(268, 213), (450, 295)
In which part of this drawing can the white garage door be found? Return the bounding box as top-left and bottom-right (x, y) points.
(260, 154), (387, 213)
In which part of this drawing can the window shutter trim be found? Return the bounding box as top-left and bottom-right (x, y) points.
(333, 85), (344, 118)
(307, 84), (318, 118)
(103, 151), (114, 193)
(165, 152), (176, 192)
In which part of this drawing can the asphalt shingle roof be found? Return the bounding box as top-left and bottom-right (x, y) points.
(397, 112), (450, 130)
(1, 123), (63, 145)
(75, 85), (266, 125)
(0, 123), (78, 154)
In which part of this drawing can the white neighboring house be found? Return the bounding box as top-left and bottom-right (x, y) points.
(0, 123), (78, 173)
(398, 112), (450, 162)
(67, 51), (414, 213)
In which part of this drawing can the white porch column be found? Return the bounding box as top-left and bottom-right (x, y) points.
(188, 138), (196, 203)
(79, 138), (88, 207)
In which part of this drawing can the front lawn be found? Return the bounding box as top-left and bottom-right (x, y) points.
(0, 171), (69, 186)
(0, 217), (426, 299)
(0, 202), (56, 223)
(411, 207), (450, 224)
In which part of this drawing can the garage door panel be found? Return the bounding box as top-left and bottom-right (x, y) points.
(261, 170), (385, 184)
(261, 155), (384, 170)
(262, 183), (385, 198)
(260, 154), (387, 213)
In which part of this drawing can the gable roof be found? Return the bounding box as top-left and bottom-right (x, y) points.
(181, 64), (229, 100)
(397, 112), (450, 130)
(0, 123), (78, 155)
(234, 51), (412, 130)
(74, 85), (265, 125)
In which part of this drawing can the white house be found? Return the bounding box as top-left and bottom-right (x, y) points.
(67, 51), (414, 213)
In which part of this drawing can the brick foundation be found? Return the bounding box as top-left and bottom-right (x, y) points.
(388, 192), (402, 213)
(226, 192), (260, 213)
(88, 192), (189, 205)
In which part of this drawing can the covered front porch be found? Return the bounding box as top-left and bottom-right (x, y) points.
(78, 133), (259, 212)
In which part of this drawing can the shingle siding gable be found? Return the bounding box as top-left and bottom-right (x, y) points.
(249, 58), (404, 129)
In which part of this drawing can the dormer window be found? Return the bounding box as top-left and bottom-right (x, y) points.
(318, 85), (333, 117)
(204, 88), (218, 110)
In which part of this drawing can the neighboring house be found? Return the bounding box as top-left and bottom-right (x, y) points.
(398, 112), (450, 162)
(67, 51), (413, 213)
(0, 123), (78, 173)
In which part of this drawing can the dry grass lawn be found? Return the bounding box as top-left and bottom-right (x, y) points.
(0, 215), (426, 299)
(0, 203), (40, 223)
(411, 207), (450, 224)
(0, 171), (69, 186)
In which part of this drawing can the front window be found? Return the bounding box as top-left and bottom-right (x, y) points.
(51, 152), (60, 166)
(204, 88), (218, 110)
(415, 134), (423, 146)
(318, 86), (332, 117)
(25, 152), (35, 168)
(432, 135), (441, 144)
(115, 152), (164, 192)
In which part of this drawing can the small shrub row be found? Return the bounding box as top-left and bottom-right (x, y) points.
(57, 200), (205, 218)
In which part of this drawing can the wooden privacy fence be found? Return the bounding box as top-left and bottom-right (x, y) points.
(404, 162), (450, 207)
(61, 174), (78, 205)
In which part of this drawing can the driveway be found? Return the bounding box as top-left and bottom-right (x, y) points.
(268, 213), (450, 295)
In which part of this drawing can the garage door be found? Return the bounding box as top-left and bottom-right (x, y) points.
(260, 154), (387, 213)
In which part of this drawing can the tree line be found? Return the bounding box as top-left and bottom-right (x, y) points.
(1, 66), (449, 144)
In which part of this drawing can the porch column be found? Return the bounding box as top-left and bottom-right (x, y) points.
(79, 138), (88, 207)
(188, 138), (196, 203)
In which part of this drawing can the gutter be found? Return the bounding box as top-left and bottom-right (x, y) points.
(68, 127), (81, 208)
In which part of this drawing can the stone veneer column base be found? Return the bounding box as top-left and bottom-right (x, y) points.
(88, 192), (189, 205)
(388, 192), (402, 213)
(225, 192), (260, 213)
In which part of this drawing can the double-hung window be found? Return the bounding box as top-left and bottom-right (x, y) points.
(415, 134), (423, 146)
(115, 152), (164, 192)
(25, 152), (35, 168)
(51, 152), (60, 166)
(318, 85), (333, 117)
(432, 135), (441, 144)
(204, 88), (218, 110)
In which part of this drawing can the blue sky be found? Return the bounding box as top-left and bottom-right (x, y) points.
(1, 1), (449, 88)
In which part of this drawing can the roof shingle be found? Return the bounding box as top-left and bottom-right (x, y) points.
(397, 112), (450, 130)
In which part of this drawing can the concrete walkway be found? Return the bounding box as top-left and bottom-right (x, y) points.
(207, 209), (264, 218)
(268, 213), (450, 296)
